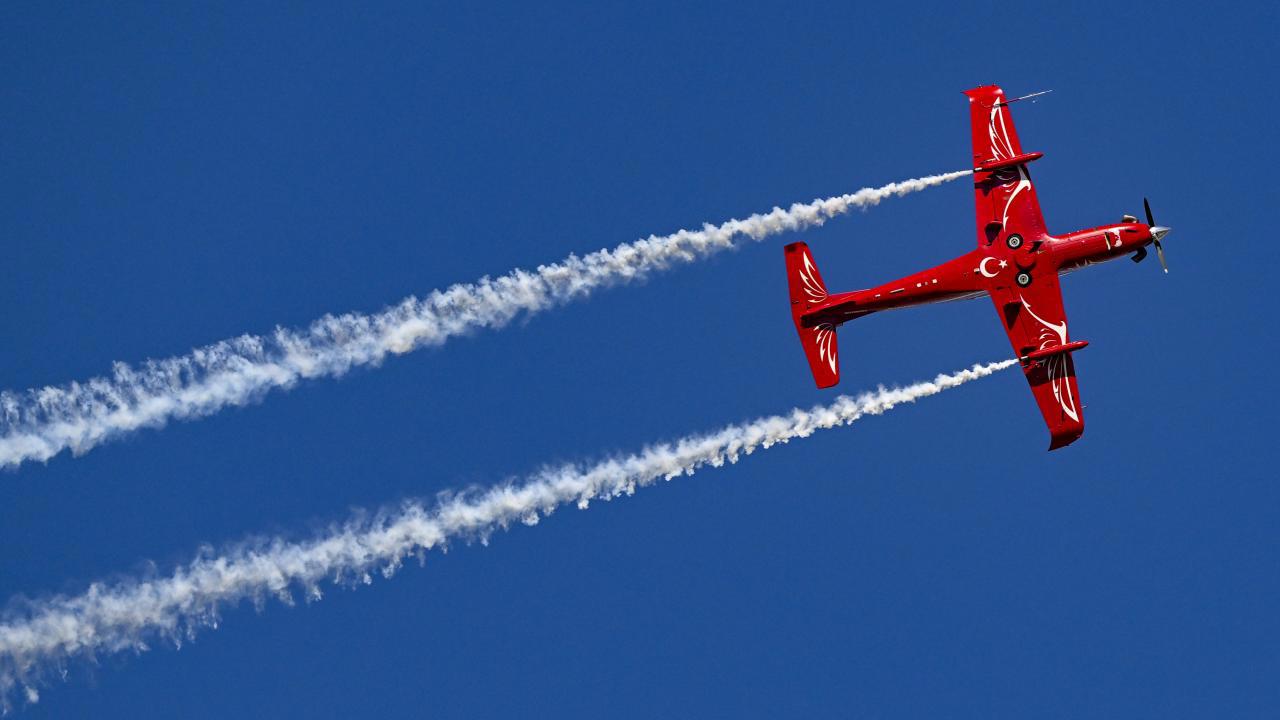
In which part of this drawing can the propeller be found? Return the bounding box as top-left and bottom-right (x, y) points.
(1143, 197), (1171, 273)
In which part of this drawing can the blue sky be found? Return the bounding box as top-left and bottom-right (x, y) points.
(1, 2), (1277, 717)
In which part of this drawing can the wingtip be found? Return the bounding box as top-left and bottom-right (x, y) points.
(1048, 429), (1084, 451)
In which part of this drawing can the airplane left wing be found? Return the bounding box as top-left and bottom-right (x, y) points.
(964, 85), (1049, 247)
(988, 271), (1085, 450)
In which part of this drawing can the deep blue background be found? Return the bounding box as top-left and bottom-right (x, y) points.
(2, 2), (1277, 717)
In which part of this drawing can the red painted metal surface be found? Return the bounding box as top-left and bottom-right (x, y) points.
(1022, 340), (1089, 363)
(784, 85), (1165, 450)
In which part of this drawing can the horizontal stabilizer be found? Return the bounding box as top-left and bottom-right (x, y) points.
(784, 242), (840, 388)
(795, 323), (840, 388)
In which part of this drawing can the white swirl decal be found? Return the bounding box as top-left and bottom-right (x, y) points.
(1020, 296), (1079, 422)
(799, 253), (827, 303)
(815, 323), (837, 374)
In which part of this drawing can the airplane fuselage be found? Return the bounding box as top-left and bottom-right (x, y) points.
(802, 222), (1158, 326)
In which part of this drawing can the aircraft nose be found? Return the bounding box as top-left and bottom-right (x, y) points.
(1150, 226), (1171, 242)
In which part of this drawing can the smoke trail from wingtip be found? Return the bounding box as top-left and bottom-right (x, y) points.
(0, 357), (1013, 706)
(0, 170), (971, 470)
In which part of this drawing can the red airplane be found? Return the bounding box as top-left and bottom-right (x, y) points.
(784, 84), (1171, 450)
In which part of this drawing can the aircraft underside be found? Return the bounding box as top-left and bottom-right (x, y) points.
(781, 84), (1169, 450)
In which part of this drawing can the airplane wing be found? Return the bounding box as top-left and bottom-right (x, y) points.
(964, 85), (1048, 247)
(988, 272), (1085, 450)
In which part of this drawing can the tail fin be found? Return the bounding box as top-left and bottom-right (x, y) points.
(784, 242), (840, 388)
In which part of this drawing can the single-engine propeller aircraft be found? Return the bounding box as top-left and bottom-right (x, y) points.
(784, 85), (1171, 450)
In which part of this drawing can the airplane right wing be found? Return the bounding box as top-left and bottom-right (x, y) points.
(987, 270), (1085, 450)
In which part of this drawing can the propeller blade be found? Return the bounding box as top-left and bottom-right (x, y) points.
(1154, 241), (1169, 273)
(1144, 197), (1154, 226)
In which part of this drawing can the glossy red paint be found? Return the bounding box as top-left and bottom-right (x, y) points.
(784, 84), (1165, 450)
(977, 151), (1043, 173)
(1022, 340), (1089, 363)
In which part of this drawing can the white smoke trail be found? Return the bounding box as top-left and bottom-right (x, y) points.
(0, 170), (970, 470)
(0, 358), (1013, 706)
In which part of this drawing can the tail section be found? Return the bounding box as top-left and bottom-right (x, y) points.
(784, 242), (840, 388)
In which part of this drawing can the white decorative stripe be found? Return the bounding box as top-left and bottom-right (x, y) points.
(1020, 295), (1078, 422)
(799, 253), (828, 302)
(815, 323), (837, 375)
(984, 99), (1032, 231)
(1020, 297), (1067, 346)
(987, 98), (1016, 161)
(1045, 354), (1080, 423)
(1001, 167), (1032, 228)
